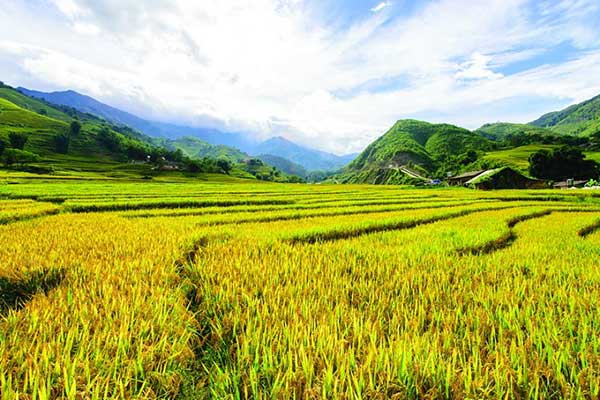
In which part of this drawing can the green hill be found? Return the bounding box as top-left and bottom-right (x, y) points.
(339, 119), (492, 184)
(0, 84), (236, 179)
(482, 144), (560, 171)
(483, 144), (600, 172)
(0, 95), (120, 173)
(257, 154), (308, 178)
(531, 94), (600, 136)
(475, 122), (554, 141)
(160, 136), (305, 182)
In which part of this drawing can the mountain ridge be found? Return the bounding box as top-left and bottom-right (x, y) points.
(530, 94), (600, 136)
(17, 87), (356, 172)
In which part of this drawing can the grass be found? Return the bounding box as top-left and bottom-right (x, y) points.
(1, 178), (600, 398)
(484, 144), (600, 172)
(483, 144), (560, 171)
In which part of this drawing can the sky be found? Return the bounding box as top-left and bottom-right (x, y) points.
(1, 0), (600, 154)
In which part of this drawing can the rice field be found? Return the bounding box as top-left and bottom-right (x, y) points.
(1, 181), (600, 399)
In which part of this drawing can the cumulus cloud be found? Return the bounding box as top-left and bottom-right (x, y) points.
(1, 0), (599, 153)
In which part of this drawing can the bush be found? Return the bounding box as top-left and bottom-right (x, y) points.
(8, 132), (28, 150)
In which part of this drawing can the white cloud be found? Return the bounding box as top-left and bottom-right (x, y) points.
(455, 53), (504, 81)
(51, 0), (89, 19)
(0, 0), (599, 154)
(72, 22), (100, 35)
(371, 2), (391, 13)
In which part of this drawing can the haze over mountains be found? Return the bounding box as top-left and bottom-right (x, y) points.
(18, 88), (356, 172)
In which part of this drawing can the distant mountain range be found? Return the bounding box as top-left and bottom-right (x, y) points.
(0, 84), (306, 182)
(17, 88), (356, 171)
(252, 136), (357, 171)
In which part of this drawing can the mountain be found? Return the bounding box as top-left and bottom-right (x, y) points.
(1, 84), (306, 182)
(252, 136), (355, 171)
(339, 119), (492, 184)
(17, 88), (354, 171)
(0, 84), (170, 176)
(17, 87), (257, 150)
(163, 136), (248, 163)
(531, 94), (600, 136)
(256, 154), (308, 178)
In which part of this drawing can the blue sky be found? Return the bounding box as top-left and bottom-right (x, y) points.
(1, 0), (600, 154)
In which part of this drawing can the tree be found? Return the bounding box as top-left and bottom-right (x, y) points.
(3, 149), (39, 167)
(97, 127), (122, 152)
(70, 121), (82, 137)
(8, 132), (28, 150)
(217, 159), (232, 174)
(0, 140), (6, 157)
(459, 150), (478, 165)
(529, 146), (599, 180)
(125, 142), (148, 161)
(54, 133), (70, 154)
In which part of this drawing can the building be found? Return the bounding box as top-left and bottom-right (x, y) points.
(447, 170), (484, 186)
(465, 167), (545, 190)
(553, 179), (588, 189)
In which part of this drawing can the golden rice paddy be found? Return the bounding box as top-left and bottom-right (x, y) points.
(1, 181), (599, 399)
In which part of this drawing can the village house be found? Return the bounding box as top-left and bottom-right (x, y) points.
(449, 167), (545, 189)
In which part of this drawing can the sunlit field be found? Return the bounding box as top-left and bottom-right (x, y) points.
(1, 181), (600, 399)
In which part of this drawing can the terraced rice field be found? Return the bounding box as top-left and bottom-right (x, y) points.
(1, 181), (600, 399)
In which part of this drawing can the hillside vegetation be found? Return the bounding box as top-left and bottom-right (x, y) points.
(257, 153), (308, 178)
(163, 136), (247, 162)
(475, 122), (554, 141)
(18, 87), (358, 172)
(340, 94), (600, 185)
(340, 119), (492, 183)
(0, 84), (305, 182)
